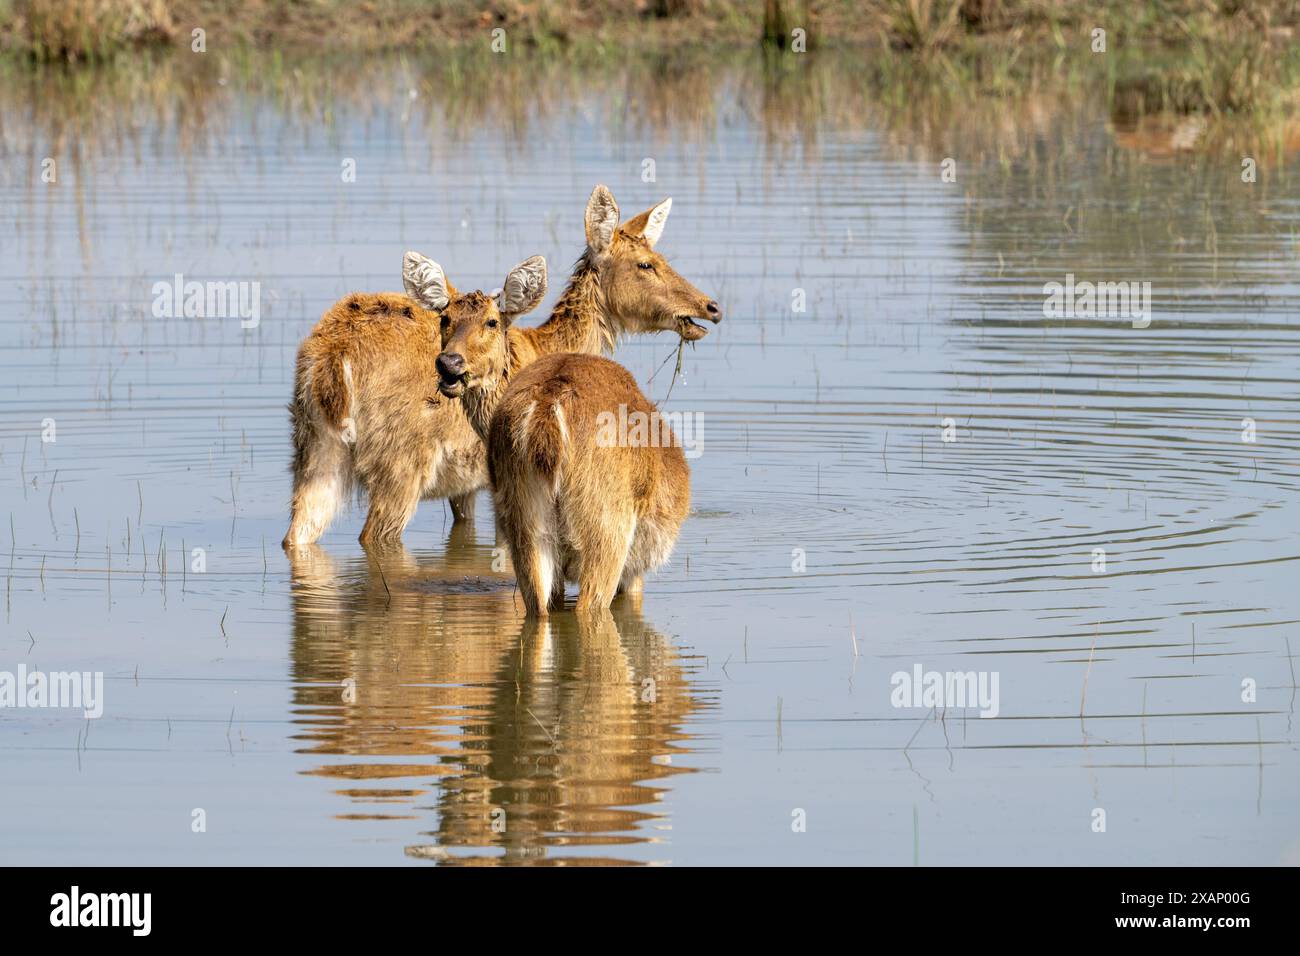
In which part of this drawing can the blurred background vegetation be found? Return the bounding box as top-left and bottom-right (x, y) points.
(0, 0), (1297, 118)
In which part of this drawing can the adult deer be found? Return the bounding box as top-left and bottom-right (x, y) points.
(282, 185), (716, 548)
(417, 197), (720, 615)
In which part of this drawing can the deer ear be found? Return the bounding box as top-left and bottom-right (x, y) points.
(403, 251), (451, 311)
(498, 255), (547, 319)
(585, 185), (620, 254)
(639, 197), (672, 248)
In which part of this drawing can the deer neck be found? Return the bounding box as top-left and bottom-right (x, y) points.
(516, 251), (615, 358)
(460, 255), (614, 440)
(461, 366), (511, 443)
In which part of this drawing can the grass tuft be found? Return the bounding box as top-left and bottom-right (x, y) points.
(11, 0), (173, 63)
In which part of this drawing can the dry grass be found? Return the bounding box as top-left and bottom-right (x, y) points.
(0, 0), (1297, 59)
(9, 0), (173, 61)
(1, 0), (1298, 115)
(884, 0), (964, 52)
(1113, 2), (1300, 115)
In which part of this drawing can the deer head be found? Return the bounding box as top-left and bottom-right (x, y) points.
(401, 251), (548, 400)
(583, 185), (721, 341)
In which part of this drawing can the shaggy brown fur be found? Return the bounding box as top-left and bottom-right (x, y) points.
(283, 291), (485, 547)
(434, 188), (719, 443)
(489, 353), (694, 615)
(426, 191), (720, 615)
(282, 184), (712, 548)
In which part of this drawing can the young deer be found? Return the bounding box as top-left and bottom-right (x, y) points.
(282, 185), (715, 549)
(418, 198), (720, 615)
(282, 289), (485, 548)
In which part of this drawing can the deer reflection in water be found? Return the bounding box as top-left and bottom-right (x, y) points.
(287, 540), (705, 865)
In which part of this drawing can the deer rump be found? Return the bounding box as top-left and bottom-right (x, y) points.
(487, 353), (691, 608)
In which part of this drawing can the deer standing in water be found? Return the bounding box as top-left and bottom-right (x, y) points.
(282, 185), (713, 549)
(413, 195), (720, 615)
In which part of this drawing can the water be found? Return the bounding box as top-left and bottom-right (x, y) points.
(1, 50), (1297, 865)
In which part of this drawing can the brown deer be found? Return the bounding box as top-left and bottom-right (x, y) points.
(282, 287), (490, 548)
(282, 185), (715, 549)
(417, 198), (720, 615)
(492, 353), (700, 615)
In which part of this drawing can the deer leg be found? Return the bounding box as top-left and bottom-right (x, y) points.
(509, 525), (554, 618)
(496, 477), (559, 617)
(283, 424), (351, 548)
(549, 577), (567, 612)
(359, 469), (422, 546)
(449, 491), (476, 523)
(615, 575), (643, 615)
(574, 511), (635, 614)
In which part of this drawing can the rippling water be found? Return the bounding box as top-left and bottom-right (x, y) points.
(0, 50), (1297, 864)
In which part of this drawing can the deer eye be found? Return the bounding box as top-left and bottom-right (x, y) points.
(637, 261), (654, 270)
(486, 319), (499, 329)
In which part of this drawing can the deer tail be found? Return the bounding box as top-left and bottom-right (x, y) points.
(496, 398), (567, 487)
(309, 350), (357, 444)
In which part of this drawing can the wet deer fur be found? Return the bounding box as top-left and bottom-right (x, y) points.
(282, 185), (713, 548)
(417, 194), (720, 614)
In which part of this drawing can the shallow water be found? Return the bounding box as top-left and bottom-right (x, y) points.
(1, 51), (1297, 865)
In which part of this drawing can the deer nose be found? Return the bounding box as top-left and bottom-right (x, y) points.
(705, 300), (722, 321)
(436, 352), (466, 379)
